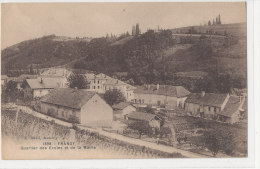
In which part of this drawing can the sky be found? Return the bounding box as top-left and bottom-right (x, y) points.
(1, 2), (246, 49)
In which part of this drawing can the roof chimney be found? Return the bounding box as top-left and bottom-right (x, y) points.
(201, 91), (205, 97)
(157, 84), (159, 90)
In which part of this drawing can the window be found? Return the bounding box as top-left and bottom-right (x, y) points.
(94, 86), (95, 89)
(134, 99), (137, 103)
(157, 101), (161, 106)
(214, 107), (217, 113)
(62, 112), (64, 117)
(98, 86), (100, 89)
(142, 99), (144, 103)
(208, 107), (210, 111)
(98, 80), (99, 84)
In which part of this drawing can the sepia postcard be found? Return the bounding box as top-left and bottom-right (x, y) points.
(1, 2), (248, 160)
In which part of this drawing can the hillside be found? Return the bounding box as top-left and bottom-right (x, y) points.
(1, 22), (247, 92)
(1, 35), (90, 74)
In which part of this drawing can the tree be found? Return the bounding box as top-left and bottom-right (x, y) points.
(103, 89), (126, 106)
(204, 131), (220, 157)
(21, 80), (27, 89)
(136, 23), (140, 35)
(128, 121), (153, 139)
(143, 106), (155, 114)
(29, 65), (34, 74)
(132, 25), (136, 36)
(67, 72), (89, 89)
(4, 80), (18, 102)
(158, 127), (172, 138)
(208, 20), (211, 26)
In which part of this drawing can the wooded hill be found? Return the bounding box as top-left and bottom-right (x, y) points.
(1, 23), (247, 93)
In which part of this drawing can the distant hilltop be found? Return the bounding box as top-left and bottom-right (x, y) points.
(171, 22), (246, 37)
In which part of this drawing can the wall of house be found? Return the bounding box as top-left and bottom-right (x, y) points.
(41, 102), (81, 122)
(126, 90), (134, 102)
(202, 105), (221, 117)
(134, 93), (179, 108)
(24, 86), (33, 98)
(39, 76), (68, 88)
(185, 102), (222, 117)
(122, 106), (136, 118)
(33, 89), (52, 98)
(80, 94), (113, 127)
(88, 79), (106, 93)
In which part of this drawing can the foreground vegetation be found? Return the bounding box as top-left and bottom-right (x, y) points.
(1, 108), (184, 158)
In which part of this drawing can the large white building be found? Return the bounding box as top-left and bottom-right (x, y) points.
(85, 73), (135, 102)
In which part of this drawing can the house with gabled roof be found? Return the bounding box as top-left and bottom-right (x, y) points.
(125, 111), (162, 129)
(24, 78), (60, 98)
(112, 102), (136, 120)
(40, 88), (113, 127)
(133, 84), (190, 109)
(184, 91), (230, 118)
(216, 96), (246, 123)
(39, 68), (72, 88)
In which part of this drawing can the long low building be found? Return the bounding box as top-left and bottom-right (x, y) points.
(133, 84), (190, 109)
(40, 88), (113, 127)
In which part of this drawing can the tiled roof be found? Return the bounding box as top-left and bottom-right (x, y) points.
(134, 85), (190, 97)
(41, 88), (96, 109)
(217, 96), (245, 117)
(126, 111), (161, 121)
(26, 78), (60, 89)
(185, 93), (228, 107)
(112, 102), (133, 110)
(104, 78), (135, 90)
(85, 73), (95, 80)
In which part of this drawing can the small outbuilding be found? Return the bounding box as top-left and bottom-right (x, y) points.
(112, 102), (136, 120)
(125, 111), (162, 129)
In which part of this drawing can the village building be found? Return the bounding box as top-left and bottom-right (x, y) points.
(85, 73), (135, 102)
(24, 78), (60, 98)
(103, 78), (135, 102)
(5, 74), (38, 90)
(216, 96), (246, 123)
(39, 68), (72, 88)
(112, 102), (136, 120)
(125, 111), (162, 129)
(40, 88), (113, 127)
(85, 73), (112, 93)
(133, 84), (190, 110)
(184, 91), (230, 118)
